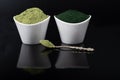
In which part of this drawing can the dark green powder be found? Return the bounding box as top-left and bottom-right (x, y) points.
(56, 10), (89, 23)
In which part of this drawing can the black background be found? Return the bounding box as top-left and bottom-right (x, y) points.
(0, 0), (120, 79)
(0, 0), (120, 25)
(0, 0), (120, 41)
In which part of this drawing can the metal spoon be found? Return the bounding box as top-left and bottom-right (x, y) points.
(40, 40), (94, 51)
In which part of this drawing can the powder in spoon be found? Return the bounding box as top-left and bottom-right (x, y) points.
(40, 40), (55, 48)
(56, 10), (89, 23)
(15, 7), (48, 24)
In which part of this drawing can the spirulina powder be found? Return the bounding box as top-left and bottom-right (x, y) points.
(56, 10), (89, 23)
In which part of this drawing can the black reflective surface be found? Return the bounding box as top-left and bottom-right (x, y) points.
(0, 22), (120, 79)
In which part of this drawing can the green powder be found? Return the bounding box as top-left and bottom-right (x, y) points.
(56, 10), (89, 23)
(40, 40), (55, 48)
(15, 7), (48, 24)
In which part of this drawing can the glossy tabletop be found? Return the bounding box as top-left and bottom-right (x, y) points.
(0, 21), (120, 79)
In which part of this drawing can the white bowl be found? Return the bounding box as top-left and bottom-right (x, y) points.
(13, 16), (50, 44)
(54, 15), (91, 44)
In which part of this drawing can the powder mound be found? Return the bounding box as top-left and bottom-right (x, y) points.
(15, 7), (48, 24)
(56, 10), (89, 23)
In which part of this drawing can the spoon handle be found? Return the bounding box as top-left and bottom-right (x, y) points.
(55, 46), (94, 51)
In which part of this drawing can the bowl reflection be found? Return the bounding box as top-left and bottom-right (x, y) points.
(17, 44), (52, 69)
(55, 43), (89, 69)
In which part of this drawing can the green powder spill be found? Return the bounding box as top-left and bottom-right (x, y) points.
(40, 40), (55, 48)
(15, 7), (48, 24)
(56, 10), (89, 23)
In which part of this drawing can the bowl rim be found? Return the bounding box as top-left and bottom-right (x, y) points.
(13, 15), (50, 26)
(54, 15), (91, 25)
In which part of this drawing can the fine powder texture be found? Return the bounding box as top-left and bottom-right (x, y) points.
(56, 10), (89, 23)
(15, 7), (48, 24)
(40, 40), (55, 48)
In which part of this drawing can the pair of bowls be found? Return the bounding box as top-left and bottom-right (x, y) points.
(13, 15), (91, 44)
